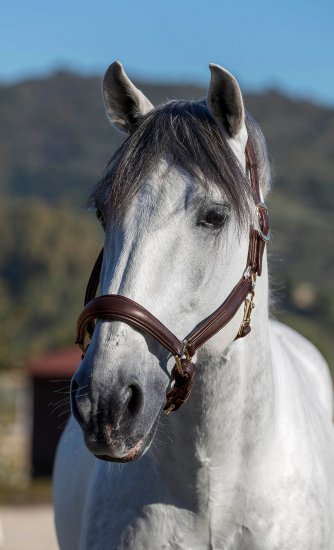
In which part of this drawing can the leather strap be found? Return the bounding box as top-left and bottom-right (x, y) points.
(84, 248), (104, 338)
(164, 359), (196, 412)
(84, 248), (103, 306)
(245, 143), (270, 277)
(77, 295), (184, 357)
(185, 275), (253, 356)
(76, 271), (253, 358)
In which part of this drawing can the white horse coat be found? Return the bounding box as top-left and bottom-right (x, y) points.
(54, 62), (334, 550)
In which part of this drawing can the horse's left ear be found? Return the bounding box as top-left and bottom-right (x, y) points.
(207, 64), (245, 139)
(103, 61), (154, 133)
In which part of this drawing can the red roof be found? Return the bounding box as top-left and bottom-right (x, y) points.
(28, 346), (81, 378)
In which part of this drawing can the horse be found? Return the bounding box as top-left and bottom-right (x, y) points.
(53, 61), (334, 549)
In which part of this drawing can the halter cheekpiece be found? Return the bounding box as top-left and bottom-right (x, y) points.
(76, 141), (270, 414)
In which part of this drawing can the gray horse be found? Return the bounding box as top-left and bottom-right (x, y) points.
(54, 61), (334, 549)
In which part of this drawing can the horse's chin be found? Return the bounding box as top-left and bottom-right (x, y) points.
(94, 438), (144, 463)
(88, 411), (161, 463)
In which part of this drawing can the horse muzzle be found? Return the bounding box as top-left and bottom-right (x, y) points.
(70, 355), (165, 462)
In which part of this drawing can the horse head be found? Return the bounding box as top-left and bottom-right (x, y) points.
(71, 61), (269, 462)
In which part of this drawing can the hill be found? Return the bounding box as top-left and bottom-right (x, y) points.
(0, 71), (333, 370)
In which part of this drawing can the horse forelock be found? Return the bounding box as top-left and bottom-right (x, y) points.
(88, 100), (271, 227)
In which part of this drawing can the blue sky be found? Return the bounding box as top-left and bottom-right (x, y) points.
(1, 0), (333, 105)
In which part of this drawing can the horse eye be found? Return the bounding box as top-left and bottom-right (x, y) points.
(199, 209), (228, 228)
(96, 208), (105, 226)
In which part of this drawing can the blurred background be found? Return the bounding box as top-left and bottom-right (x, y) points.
(0, 0), (333, 547)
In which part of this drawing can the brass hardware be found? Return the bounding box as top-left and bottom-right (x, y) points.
(164, 403), (175, 415)
(251, 271), (257, 289)
(182, 342), (191, 362)
(243, 265), (252, 279)
(175, 355), (184, 375)
(243, 267), (257, 287)
(175, 343), (191, 375)
(238, 290), (255, 337)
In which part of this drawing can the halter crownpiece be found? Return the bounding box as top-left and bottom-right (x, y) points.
(76, 141), (270, 413)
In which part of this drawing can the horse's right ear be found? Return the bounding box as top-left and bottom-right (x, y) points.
(102, 61), (153, 133)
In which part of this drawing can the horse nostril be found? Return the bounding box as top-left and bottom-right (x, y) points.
(126, 384), (144, 416)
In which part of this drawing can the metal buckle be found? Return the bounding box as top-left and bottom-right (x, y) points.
(258, 228), (271, 242)
(174, 355), (184, 375)
(174, 343), (191, 376)
(256, 202), (270, 242)
(243, 265), (252, 279)
(243, 267), (257, 288)
(164, 403), (175, 415)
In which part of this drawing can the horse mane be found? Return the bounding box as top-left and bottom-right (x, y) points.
(89, 99), (271, 227)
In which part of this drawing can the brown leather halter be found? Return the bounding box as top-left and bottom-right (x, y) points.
(76, 142), (270, 413)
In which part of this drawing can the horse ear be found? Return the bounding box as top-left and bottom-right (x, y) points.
(207, 64), (245, 138)
(102, 61), (154, 133)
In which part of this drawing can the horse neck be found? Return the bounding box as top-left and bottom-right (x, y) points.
(152, 258), (274, 508)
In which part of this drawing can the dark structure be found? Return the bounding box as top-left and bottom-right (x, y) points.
(28, 347), (80, 477)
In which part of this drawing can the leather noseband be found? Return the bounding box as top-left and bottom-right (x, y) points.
(76, 142), (270, 413)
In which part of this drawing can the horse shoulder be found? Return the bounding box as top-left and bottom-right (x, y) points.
(270, 319), (333, 418)
(53, 415), (95, 550)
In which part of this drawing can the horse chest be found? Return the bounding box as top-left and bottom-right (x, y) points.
(82, 501), (252, 550)
(81, 469), (260, 550)
(92, 468), (331, 550)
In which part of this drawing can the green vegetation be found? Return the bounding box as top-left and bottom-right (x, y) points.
(0, 197), (102, 368)
(0, 72), (333, 374)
